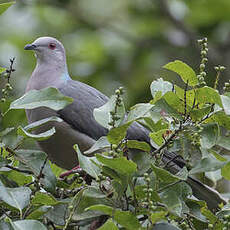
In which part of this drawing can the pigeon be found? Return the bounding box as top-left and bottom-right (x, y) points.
(24, 36), (226, 209)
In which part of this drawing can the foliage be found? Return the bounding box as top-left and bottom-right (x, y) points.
(2, 2), (230, 230)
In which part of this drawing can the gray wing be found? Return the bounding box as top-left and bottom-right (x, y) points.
(57, 79), (151, 142)
(57, 80), (109, 140)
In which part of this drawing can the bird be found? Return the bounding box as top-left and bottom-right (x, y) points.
(24, 36), (226, 210)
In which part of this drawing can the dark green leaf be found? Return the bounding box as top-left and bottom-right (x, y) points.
(26, 206), (52, 220)
(189, 157), (226, 174)
(163, 60), (198, 86)
(200, 123), (219, 149)
(15, 150), (56, 192)
(86, 205), (141, 230)
(10, 87), (73, 111)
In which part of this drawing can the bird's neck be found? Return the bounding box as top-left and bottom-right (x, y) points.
(26, 61), (70, 92)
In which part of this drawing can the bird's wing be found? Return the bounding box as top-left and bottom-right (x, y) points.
(57, 80), (109, 140)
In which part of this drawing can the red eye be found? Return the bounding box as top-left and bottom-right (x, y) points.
(48, 43), (56, 50)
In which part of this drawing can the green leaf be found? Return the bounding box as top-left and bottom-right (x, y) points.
(93, 95), (125, 129)
(32, 192), (60, 206)
(189, 157), (226, 174)
(10, 220), (47, 230)
(26, 206), (52, 220)
(0, 155), (10, 167)
(127, 103), (154, 122)
(150, 78), (173, 101)
(10, 87), (73, 110)
(86, 205), (141, 230)
(221, 162), (230, 181)
(15, 150), (56, 192)
(0, 1), (15, 15)
(98, 218), (118, 230)
(221, 92), (230, 115)
(84, 136), (110, 155)
(201, 206), (223, 228)
(163, 60), (198, 86)
(96, 154), (137, 176)
(151, 211), (167, 224)
(200, 123), (219, 149)
(149, 129), (168, 146)
(217, 136), (230, 151)
(126, 140), (151, 152)
(151, 164), (182, 183)
(107, 123), (131, 145)
(74, 144), (101, 178)
(0, 66), (6, 74)
(0, 181), (31, 212)
(152, 223), (181, 230)
(175, 85), (195, 107)
(17, 126), (55, 141)
(23, 116), (62, 131)
(196, 86), (222, 107)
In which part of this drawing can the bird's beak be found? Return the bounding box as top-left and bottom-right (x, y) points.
(24, 44), (37, 50)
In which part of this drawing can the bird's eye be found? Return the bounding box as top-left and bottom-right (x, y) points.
(48, 43), (56, 50)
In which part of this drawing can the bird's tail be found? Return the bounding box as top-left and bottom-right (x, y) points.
(187, 177), (227, 210)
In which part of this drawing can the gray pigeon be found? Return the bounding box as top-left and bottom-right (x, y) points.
(24, 37), (226, 209)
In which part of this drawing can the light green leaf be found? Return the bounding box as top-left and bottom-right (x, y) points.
(74, 144), (101, 178)
(0, 1), (15, 15)
(96, 154), (137, 176)
(24, 116), (62, 131)
(10, 87), (73, 110)
(84, 136), (110, 155)
(32, 192), (60, 206)
(217, 136), (230, 151)
(149, 129), (168, 146)
(0, 67), (6, 74)
(151, 211), (167, 224)
(126, 140), (151, 152)
(98, 218), (118, 230)
(200, 123), (219, 149)
(93, 95), (125, 129)
(17, 126), (55, 141)
(26, 206), (52, 220)
(221, 93), (230, 115)
(163, 60), (198, 86)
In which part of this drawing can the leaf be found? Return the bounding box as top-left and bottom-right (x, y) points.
(74, 144), (101, 178)
(152, 222), (181, 230)
(0, 181), (31, 212)
(17, 126), (56, 141)
(0, 1), (15, 15)
(0, 155), (10, 167)
(163, 60), (198, 86)
(126, 140), (151, 152)
(10, 220), (47, 230)
(221, 93), (230, 115)
(200, 123), (219, 149)
(15, 150), (56, 192)
(93, 95), (125, 129)
(10, 87), (73, 111)
(23, 116), (62, 131)
(32, 192), (60, 206)
(127, 103), (154, 122)
(98, 218), (118, 230)
(175, 85), (195, 107)
(151, 211), (167, 224)
(107, 123), (131, 145)
(151, 164), (182, 183)
(189, 157), (226, 174)
(96, 154), (137, 176)
(26, 206), (52, 220)
(150, 78), (173, 101)
(217, 136), (230, 151)
(84, 136), (110, 155)
(86, 205), (141, 230)
(0, 67), (6, 74)
(221, 162), (230, 181)
(196, 86), (222, 107)
(149, 129), (168, 146)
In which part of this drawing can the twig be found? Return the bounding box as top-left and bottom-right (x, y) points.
(6, 58), (16, 83)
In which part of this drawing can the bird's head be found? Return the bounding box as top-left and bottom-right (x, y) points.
(24, 37), (66, 65)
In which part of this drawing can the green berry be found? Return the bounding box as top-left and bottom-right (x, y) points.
(200, 64), (205, 70)
(220, 66), (226, 71)
(1, 98), (6, 103)
(200, 71), (206, 77)
(115, 89), (120, 95)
